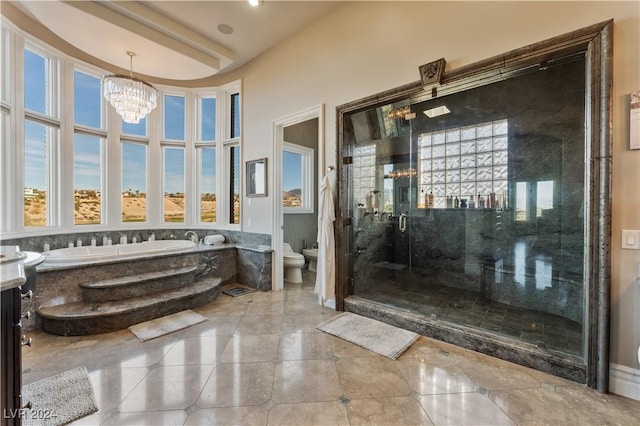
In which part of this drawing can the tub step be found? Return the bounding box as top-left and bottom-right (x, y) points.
(80, 265), (200, 302)
(38, 277), (221, 336)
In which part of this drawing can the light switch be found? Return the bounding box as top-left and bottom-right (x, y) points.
(621, 229), (640, 249)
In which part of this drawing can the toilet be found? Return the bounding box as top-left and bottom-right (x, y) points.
(302, 248), (318, 272)
(283, 243), (305, 283)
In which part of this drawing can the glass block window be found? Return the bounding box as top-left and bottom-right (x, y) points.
(418, 119), (508, 208)
(353, 144), (376, 207)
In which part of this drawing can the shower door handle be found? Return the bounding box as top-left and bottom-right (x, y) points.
(399, 213), (407, 233)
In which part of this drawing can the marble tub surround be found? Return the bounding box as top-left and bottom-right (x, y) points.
(236, 245), (273, 291)
(0, 228), (271, 254)
(28, 246), (236, 333)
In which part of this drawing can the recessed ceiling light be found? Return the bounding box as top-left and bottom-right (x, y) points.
(247, 0), (264, 7)
(423, 105), (451, 118)
(217, 24), (234, 35)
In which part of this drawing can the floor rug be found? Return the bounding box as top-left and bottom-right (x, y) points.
(317, 312), (419, 359)
(222, 286), (255, 297)
(21, 366), (98, 426)
(129, 310), (208, 342)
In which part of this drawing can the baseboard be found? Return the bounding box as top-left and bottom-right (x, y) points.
(609, 363), (640, 400)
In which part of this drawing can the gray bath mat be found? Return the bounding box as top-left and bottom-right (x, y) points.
(21, 366), (98, 426)
(317, 312), (419, 359)
(129, 310), (207, 341)
(222, 286), (255, 297)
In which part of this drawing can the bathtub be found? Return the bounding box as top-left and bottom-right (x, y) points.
(44, 240), (197, 264)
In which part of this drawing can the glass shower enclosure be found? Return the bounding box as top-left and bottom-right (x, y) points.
(336, 21), (612, 389)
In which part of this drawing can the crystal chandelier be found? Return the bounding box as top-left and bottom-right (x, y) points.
(103, 52), (157, 124)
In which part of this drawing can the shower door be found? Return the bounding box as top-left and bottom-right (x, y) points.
(348, 102), (423, 309)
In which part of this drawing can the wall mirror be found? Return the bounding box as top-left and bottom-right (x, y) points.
(336, 21), (612, 391)
(246, 158), (267, 197)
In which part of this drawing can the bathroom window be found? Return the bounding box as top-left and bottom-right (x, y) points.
(164, 94), (186, 141)
(74, 70), (102, 129)
(122, 142), (147, 223)
(73, 69), (105, 226)
(283, 142), (314, 213)
(163, 147), (185, 223)
(23, 46), (59, 228)
(24, 121), (57, 227)
(73, 134), (103, 225)
(417, 119), (509, 208)
(122, 118), (147, 137)
(227, 145), (240, 224)
(199, 147), (216, 223)
(199, 95), (216, 141)
(353, 144), (377, 208)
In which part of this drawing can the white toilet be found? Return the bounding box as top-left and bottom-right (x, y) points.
(302, 248), (318, 272)
(283, 243), (305, 283)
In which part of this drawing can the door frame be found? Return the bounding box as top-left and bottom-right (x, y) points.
(271, 105), (324, 291)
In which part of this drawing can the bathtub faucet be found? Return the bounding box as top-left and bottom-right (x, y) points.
(185, 230), (198, 243)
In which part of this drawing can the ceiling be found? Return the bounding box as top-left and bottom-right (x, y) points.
(13, 0), (340, 81)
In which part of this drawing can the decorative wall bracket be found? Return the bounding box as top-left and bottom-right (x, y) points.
(418, 58), (446, 95)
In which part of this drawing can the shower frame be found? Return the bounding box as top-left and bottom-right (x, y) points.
(335, 20), (612, 391)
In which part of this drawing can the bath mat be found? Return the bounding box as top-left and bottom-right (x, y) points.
(129, 310), (207, 341)
(317, 312), (419, 360)
(21, 366), (98, 426)
(222, 286), (255, 297)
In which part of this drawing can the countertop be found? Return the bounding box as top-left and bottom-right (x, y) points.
(0, 246), (45, 291)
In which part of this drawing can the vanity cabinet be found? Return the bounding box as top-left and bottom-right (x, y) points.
(1, 285), (27, 426)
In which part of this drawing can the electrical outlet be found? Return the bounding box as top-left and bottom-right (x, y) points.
(621, 229), (640, 249)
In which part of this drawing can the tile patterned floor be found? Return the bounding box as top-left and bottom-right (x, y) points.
(22, 271), (639, 425)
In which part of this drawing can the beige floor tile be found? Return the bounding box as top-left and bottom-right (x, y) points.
(187, 315), (241, 336)
(346, 396), (434, 425)
(100, 410), (187, 425)
(281, 312), (335, 333)
(278, 332), (334, 360)
(272, 359), (342, 403)
(455, 357), (542, 390)
(87, 365), (149, 414)
(245, 300), (286, 316)
(419, 392), (515, 425)
(159, 335), (231, 365)
(336, 356), (411, 399)
(491, 385), (640, 426)
(267, 401), (350, 426)
(395, 358), (478, 395)
(219, 334), (280, 363)
(185, 406), (269, 425)
(197, 362), (275, 408)
(21, 275), (638, 426)
(234, 314), (283, 335)
(119, 365), (213, 412)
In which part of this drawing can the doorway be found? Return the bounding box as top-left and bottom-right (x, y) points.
(272, 105), (324, 291)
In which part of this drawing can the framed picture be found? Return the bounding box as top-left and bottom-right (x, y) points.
(246, 158), (267, 197)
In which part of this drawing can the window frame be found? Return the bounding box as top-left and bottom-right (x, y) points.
(283, 142), (314, 214)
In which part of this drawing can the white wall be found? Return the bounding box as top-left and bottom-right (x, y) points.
(238, 1), (640, 373)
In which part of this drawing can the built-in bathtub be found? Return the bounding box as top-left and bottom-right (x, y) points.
(43, 240), (197, 264)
